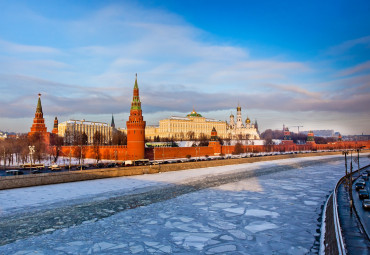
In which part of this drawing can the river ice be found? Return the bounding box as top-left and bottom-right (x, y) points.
(1, 154), (369, 254)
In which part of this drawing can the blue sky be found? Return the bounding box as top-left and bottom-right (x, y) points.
(0, 0), (369, 135)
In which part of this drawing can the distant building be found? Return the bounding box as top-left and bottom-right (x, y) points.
(58, 119), (113, 145)
(301, 130), (335, 138)
(0, 131), (7, 140)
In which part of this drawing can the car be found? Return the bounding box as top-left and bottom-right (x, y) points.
(359, 189), (369, 199)
(363, 199), (370, 210)
(31, 169), (42, 174)
(6, 170), (24, 175)
(357, 179), (366, 185)
(356, 182), (365, 190)
(362, 172), (369, 181)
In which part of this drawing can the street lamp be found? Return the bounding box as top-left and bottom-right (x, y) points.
(356, 146), (366, 170)
(28, 145), (35, 168)
(349, 150), (354, 211)
(3, 146), (6, 170)
(342, 150), (349, 186)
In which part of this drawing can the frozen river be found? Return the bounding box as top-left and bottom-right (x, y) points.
(1, 155), (369, 254)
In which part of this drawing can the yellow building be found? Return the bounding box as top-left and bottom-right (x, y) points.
(142, 108), (260, 141)
(58, 119), (113, 144)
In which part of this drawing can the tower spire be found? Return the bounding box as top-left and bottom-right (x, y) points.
(131, 74), (141, 110)
(111, 114), (115, 128)
(36, 93), (43, 113)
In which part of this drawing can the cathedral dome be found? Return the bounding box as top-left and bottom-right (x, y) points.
(245, 117), (251, 124)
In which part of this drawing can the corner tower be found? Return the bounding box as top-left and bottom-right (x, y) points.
(29, 93), (48, 134)
(126, 74), (146, 160)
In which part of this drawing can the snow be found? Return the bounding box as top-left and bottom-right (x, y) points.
(0, 154), (346, 216)
(0, 154), (369, 254)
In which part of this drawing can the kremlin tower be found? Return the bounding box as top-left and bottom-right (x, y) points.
(208, 127), (221, 155)
(126, 74), (146, 160)
(52, 117), (59, 135)
(28, 93), (50, 143)
(281, 125), (293, 145)
(306, 130), (315, 144)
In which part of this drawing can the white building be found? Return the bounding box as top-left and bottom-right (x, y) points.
(227, 105), (260, 140)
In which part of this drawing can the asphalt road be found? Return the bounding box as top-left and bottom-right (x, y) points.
(352, 166), (370, 239)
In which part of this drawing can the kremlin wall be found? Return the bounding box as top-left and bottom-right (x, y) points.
(27, 75), (370, 162)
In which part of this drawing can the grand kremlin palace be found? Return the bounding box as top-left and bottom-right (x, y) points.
(141, 107), (260, 140)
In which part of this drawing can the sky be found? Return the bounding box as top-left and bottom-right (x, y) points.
(0, 0), (369, 135)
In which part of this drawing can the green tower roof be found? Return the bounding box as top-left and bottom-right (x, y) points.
(36, 93), (43, 113)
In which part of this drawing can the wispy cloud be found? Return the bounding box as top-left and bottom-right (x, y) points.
(338, 60), (370, 76)
(326, 35), (370, 56)
(0, 39), (61, 55)
(0, 3), (369, 134)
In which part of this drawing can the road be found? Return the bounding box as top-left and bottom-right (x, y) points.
(0, 155), (369, 254)
(352, 166), (370, 239)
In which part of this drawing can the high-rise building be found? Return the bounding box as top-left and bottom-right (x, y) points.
(126, 74), (146, 159)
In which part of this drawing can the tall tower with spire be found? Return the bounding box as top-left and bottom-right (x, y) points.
(126, 74), (146, 160)
(29, 93), (48, 134)
(111, 114), (115, 129)
(236, 104), (243, 128)
(28, 93), (50, 143)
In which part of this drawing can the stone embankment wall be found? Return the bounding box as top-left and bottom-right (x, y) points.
(0, 151), (342, 190)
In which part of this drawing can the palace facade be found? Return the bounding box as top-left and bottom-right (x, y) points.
(143, 105), (260, 141)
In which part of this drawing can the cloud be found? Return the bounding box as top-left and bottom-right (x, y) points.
(326, 35), (370, 56)
(0, 2), (368, 134)
(0, 39), (61, 55)
(338, 60), (370, 76)
(264, 84), (321, 99)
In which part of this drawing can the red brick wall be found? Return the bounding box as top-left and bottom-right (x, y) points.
(152, 147), (215, 160)
(59, 145), (128, 161)
(56, 140), (370, 161)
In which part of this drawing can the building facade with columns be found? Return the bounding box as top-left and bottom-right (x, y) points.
(143, 105), (260, 141)
(58, 119), (113, 145)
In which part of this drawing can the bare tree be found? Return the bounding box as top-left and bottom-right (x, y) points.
(187, 131), (195, 140)
(93, 131), (102, 163)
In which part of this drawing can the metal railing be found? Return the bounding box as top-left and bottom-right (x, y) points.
(330, 163), (370, 255)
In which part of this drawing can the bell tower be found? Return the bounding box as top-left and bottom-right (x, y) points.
(126, 74), (146, 160)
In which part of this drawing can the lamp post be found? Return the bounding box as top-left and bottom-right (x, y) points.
(28, 145), (35, 168)
(356, 146), (366, 170)
(3, 146), (6, 170)
(349, 150), (353, 211)
(69, 147), (72, 171)
(343, 150), (349, 187)
(79, 145), (83, 171)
